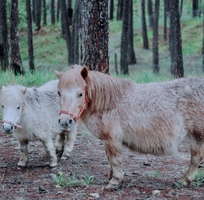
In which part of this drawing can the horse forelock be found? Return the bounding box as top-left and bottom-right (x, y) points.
(0, 85), (25, 105)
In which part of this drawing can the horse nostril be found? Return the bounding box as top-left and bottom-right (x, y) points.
(68, 119), (74, 127)
(11, 126), (13, 130)
(58, 119), (61, 124)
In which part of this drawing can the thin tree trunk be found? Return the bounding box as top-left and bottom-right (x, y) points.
(51, 0), (55, 24)
(10, 0), (25, 75)
(61, 0), (71, 64)
(70, 0), (80, 64)
(117, 0), (123, 20)
(147, 0), (154, 28)
(26, 0), (35, 73)
(170, 0), (184, 77)
(0, 0), (9, 71)
(141, 0), (149, 49)
(81, 0), (109, 73)
(35, 0), (41, 30)
(192, 0), (199, 17)
(43, 0), (47, 25)
(164, 0), (167, 40)
(120, 0), (129, 74)
(152, 0), (160, 74)
(110, 0), (114, 20)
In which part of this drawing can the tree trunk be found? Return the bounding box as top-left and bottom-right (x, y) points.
(152, 0), (160, 74)
(128, 0), (136, 64)
(147, 0), (154, 28)
(141, 0), (149, 49)
(110, 0), (114, 20)
(67, 0), (73, 26)
(117, 0), (123, 20)
(180, 0), (183, 16)
(61, 0), (71, 64)
(10, 0), (25, 75)
(170, 0), (184, 77)
(70, 0), (80, 64)
(26, 0), (35, 73)
(192, 0), (199, 17)
(164, 0), (167, 40)
(43, 0), (47, 25)
(57, 0), (60, 22)
(202, 4), (204, 72)
(51, 0), (55, 24)
(81, 0), (109, 73)
(35, 0), (42, 31)
(120, 0), (129, 74)
(0, 0), (9, 71)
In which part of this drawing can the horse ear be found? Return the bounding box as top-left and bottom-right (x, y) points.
(21, 87), (27, 94)
(55, 70), (63, 79)
(81, 67), (88, 80)
(2, 86), (6, 92)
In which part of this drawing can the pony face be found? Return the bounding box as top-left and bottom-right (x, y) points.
(1, 86), (26, 133)
(55, 67), (88, 131)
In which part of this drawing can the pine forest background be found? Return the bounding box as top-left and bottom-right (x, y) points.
(0, 0), (203, 87)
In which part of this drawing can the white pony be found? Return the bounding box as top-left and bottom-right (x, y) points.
(0, 80), (77, 167)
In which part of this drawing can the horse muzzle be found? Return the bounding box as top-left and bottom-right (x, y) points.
(2, 123), (15, 134)
(58, 117), (75, 131)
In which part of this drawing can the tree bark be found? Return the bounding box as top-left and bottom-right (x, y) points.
(152, 0), (160, 74)
(192, 0), (199, 17)
(43, 0), (47, 25)
(35, 0), (42, 31)
(51, 0), (55, 24)
(10, 0), (25, 75)
(61, 0), (71, 65)
(147, 0), (154, 28)
(26, 0), (35, 73)
(81, 0), (109, 73)
(0, 0), (9, 71)
(170, 0), (184, 77)
(116, 0), (123, 20)
(164, 0), (167, 40)
(110, 0), (114, 20)
(70, 0), (80, 64)
(141, 0), (149, 49)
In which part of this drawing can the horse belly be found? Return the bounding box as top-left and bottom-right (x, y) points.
(122, 115), (187, 156)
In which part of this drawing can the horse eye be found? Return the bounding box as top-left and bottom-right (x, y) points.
(58, 91), (61, 96)
(17, 106), (20, 109)
(78, 93), (83, 97)
(2, 105), (4, 108)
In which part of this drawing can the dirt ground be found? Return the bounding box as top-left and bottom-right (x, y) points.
(1, 128), (204, 200)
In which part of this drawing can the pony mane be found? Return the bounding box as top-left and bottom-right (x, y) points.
(86, 70), (133, 112)
(0, 85), (26, 105)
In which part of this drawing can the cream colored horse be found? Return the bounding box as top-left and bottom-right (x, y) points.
(56, 65), (204, 189)
(1, 80), (77, 167)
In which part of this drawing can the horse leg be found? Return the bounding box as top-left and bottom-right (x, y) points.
(103, 139), (123, 189)
(18, 139), (28, 167)
(56, 132), (65, 154)
(183, 134), (204, 185)
(61, 126), (77, 160)
(43, 138), (57, 167)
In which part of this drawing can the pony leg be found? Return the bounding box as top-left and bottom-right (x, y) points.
(18, 139), (28, 167)
(43, 139), (57, 167)
(183, 134), (204, 185)
(104, 140), (123, 189)
(56, 132), (65, 153)
(61, 126), (77, 160)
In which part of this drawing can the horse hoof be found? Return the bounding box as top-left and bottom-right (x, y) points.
(18, 161), (27, 167)
(105, 182), (122, 190)
(61, 153), (70, 160)
(49, 162), (57, 168)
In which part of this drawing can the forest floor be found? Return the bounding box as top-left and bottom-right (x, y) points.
(1, 127), (204, 200)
